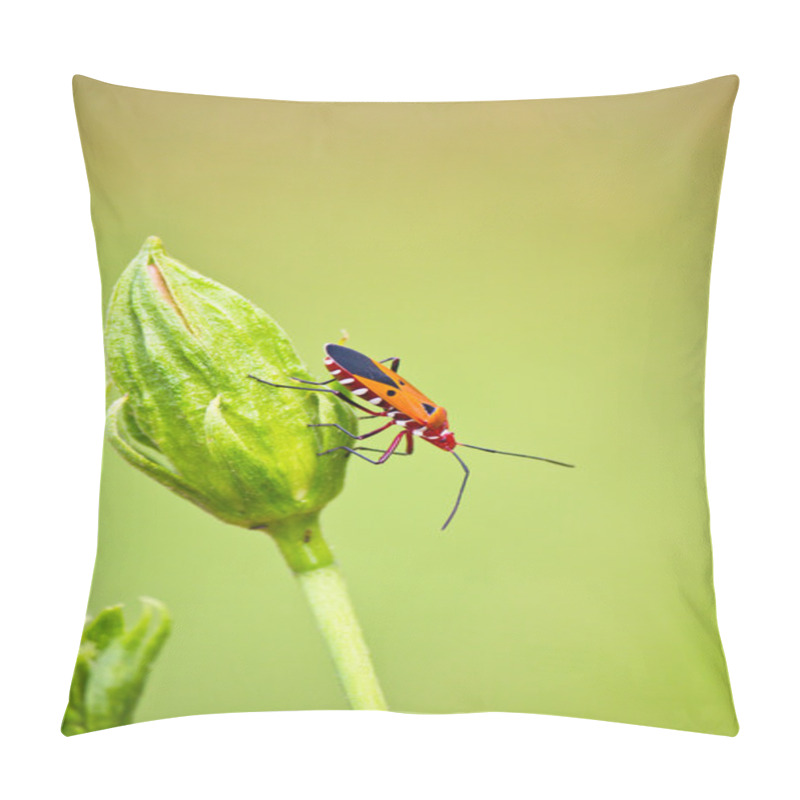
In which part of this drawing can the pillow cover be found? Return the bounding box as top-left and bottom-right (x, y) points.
(65, 74), (739, 736)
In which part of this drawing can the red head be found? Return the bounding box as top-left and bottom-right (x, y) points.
(424, 407), (456, 451)
(438, 429), (457, 451)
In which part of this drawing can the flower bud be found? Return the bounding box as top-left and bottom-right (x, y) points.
(104, 237), (355, 534)
(61, 599), (171, 735)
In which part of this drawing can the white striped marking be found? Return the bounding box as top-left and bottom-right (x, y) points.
(339, 377), (354, 385)
(368, 397), (383, 405)
(331, 369), (342, 375)
(353, 388), (368, 396)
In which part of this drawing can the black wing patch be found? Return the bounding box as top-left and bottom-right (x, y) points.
(326, 344), (399, 388)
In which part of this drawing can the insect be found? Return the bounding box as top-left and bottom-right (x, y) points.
(249, 343), (573, 529)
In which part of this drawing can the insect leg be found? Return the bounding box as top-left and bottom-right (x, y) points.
(379, 357), (401, 371)
(350, 430), (414, 456)
(309, 421), (394, 440)
(350, 446), (411, 457)
(247, 375), (383, 416)
(319, 431), (406, 464)
(289, 376), (336, 385)
(441, 450), (470, 531)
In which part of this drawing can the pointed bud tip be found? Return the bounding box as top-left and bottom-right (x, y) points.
(137, 239), (193, 331)
(144, 235), (164, 252)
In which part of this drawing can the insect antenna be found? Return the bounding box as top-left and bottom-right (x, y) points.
(442, 450), (470, 531)
(457, 442), (574, 468)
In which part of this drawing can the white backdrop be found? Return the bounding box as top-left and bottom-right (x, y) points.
(3, 2), (798, 797)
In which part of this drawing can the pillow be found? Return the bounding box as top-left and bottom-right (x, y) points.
(65, 74), (739, 736)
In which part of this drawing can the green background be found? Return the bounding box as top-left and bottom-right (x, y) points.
(74, 75), (738, 734)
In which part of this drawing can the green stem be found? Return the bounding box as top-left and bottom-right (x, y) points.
(269, 514), (388, 711)
(297, 565), (388, 710)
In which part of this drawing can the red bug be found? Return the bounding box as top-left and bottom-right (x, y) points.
(249, 343), (573, 529)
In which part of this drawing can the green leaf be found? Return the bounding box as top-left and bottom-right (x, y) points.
(61, 599), (171, 736)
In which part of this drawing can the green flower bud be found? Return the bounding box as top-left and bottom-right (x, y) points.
(104, 237), (356, 543)
(61, 599), (171, 735)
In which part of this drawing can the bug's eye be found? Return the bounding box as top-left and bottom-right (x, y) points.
(422, 403), (437, 415)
